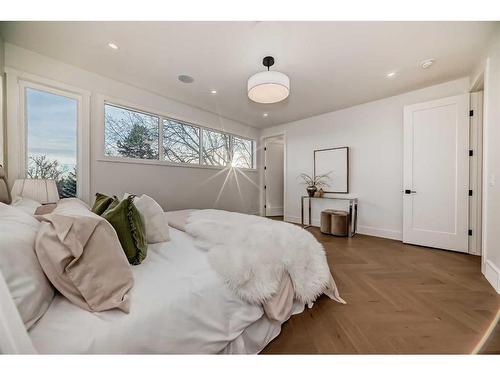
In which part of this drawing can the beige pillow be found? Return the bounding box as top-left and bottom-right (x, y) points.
(35, 203), (134, 313)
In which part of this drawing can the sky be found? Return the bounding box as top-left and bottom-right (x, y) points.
(26, 88), (77, 169)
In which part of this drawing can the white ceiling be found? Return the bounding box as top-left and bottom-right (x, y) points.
(1, 21), (498, 128)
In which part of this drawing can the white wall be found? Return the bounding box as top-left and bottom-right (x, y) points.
(261, 78), (470, 240)
(0, 37), (5, 166)
(264, 136), (284, 216)
(482, 31), (500, 293)
(0, 37), (4, 73)
(4, 43), (260, 214)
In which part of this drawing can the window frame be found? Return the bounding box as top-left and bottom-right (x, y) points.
(101, 99), (257, 171)
(231, 134), (256, 169)
(162, 117), (201, 165)
(104, 102), (161, 160)
(17, 76), (90, 202)
(200, 127), (231, 167)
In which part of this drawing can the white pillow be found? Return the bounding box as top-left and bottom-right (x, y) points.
(11, 196), (42, 215)
(124, 194), (170, 243)
(54, 197), (91, 216)
(0, 203), (54, 329)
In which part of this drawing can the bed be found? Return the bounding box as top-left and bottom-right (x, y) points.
(0, 196), (341, 354)
(22, 228), (303, 354)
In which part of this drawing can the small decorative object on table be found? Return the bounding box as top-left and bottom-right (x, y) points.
(298, 173), (330, 197)
(313, 188), (325, 198)
(306, 186), (317, 197)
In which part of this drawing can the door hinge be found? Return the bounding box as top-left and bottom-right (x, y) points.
(469, 190), (473, 196)
(264, 204), (267, 208)
(470, 110), (474, 117)
(469, 150), (473, 157)
(468, 229), (472, 236)
(264, 166), (267, 170)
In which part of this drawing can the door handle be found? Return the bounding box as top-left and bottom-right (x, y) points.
(404, 189), (417, 194)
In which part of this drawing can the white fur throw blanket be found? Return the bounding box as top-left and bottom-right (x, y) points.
(185, 209), (344, 306)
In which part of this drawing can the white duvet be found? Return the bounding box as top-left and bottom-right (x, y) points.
(29, 228), (289, 354)
(186, 209), (343, 305)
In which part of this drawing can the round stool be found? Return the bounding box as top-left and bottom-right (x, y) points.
(331, 210), (349, 236)
(320, 209), (336, 234)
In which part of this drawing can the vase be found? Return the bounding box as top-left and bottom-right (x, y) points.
(306, 186), (317, 197)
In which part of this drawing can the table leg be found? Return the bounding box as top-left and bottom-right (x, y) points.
(308, 197), (312, 227)
(354, 202), (358, 235)
(348, 201), (353, 237)
(301, 197), (304, 227)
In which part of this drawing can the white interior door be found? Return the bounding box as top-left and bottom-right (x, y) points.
(403, 94), (470, 252)
(264, 137), (284, 217)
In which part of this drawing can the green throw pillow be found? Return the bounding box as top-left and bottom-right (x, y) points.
(91, 193), (114, 216)
(102, 195), (147, 265)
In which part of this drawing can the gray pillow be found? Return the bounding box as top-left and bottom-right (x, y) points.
(0, 203), (54, 328)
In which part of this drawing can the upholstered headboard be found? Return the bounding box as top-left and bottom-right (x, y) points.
(0, 165), (12, 204)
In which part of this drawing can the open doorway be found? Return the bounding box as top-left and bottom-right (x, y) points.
(264, 135), (284, 219)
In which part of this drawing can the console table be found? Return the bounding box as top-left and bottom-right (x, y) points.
(301, 196), (358, 237)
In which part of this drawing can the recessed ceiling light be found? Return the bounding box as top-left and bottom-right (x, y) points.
(210, 89), (217, 95)
(263, 113), (269, 117)
(108, 42), (119, 50)
(421, 59), (435, 69)
(386, 71), (397, 79)
(178, 75), (194, 84)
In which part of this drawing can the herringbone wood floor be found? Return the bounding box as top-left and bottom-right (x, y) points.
(262, 229), (500, 354)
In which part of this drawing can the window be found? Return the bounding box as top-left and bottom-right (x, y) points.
(26, 88), (78, 198)
(163, 119), (200, 164)
(232, 136), (254, 169)
(202, 129), (230, 167)
(104, 104), (159, 160)
(104, 102), (256, 169)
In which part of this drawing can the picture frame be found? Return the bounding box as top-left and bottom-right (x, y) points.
(313, 146), (349, 193)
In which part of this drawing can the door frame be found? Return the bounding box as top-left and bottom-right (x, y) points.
(261, 133), (286, 218)
(469, 91), (483, 256)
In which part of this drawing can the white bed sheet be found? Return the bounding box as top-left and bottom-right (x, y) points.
(29, 228), (287, 354)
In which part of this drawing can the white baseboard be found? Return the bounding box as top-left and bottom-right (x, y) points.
(265, 207), (284, 217)
(357, 225), (402, 241)
(285, 215), (318, 226)
(484, 260), (500, 294)
(286, 216), (402, 241)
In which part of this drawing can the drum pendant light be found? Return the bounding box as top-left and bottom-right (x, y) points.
(247, 56), (290, 104)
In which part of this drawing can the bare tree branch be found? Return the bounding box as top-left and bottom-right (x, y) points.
(104, 104), (254, 168)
